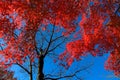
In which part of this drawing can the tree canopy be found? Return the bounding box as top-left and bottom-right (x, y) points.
(0, 0), (120, 79)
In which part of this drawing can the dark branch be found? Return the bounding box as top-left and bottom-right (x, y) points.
(38, 29), (49, 43)
(43, 25), (55, 57)
(35, 46), (40, 55)
(48, 38), (66, 52)
(115, 5), (120, 14)
(51, 35), (64, 42)
(15, 63), (30, 74)
(45, 63), (93, 80)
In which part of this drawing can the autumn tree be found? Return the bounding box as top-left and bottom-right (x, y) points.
(0, 0), (120, 80)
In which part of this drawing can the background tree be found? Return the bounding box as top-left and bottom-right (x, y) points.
(0, 0), (120, 80)
(0, 67), (16, 80)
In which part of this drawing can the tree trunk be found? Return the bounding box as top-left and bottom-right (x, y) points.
(30, 72), (33, 80)
(30, 60), (33, 80)
(37, 55), (44, 80)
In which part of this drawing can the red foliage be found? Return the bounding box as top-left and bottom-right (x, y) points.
(59, 0), (120, 76)
(0, 67), (16, 80)
(0, 0), (119, 76)
(105, 49), (120, 76)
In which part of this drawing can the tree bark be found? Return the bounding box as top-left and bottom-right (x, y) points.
(37, 55), (44, 80)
